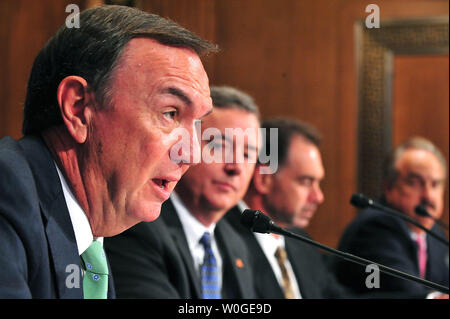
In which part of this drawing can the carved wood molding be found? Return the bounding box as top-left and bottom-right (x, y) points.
(355, 16), (449, 197)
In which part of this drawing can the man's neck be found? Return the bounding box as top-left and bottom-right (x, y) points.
(175, 192), (226, 228)
(42, 127), (105, 236)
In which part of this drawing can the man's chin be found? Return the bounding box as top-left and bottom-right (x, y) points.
(132, 202), (163, 222)
(293, 216), (311, 229)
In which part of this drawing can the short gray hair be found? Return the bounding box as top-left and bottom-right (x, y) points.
(384, 136), (447, 188)
(210, 86), (260, 119)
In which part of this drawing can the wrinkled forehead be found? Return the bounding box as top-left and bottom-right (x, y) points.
(396, 149), (446, 179)
(200, 110), (260, 155)
(202, 108), (259, 132)
(116, 38), (210, 96)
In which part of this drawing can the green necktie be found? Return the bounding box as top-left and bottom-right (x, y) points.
(80, 241), (109, 299)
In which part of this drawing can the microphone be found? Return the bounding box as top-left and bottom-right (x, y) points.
(415, 204), (449, 230)
(351, 193), (449, 246)
(241, 209), (449, 294)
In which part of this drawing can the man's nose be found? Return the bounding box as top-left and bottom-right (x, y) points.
(170, 126), (201, 166)
(311, 184), (325, 205)
(421, 182), (435, 206)
(224, 162), (242, 176)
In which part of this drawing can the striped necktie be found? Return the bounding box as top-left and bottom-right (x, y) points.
(199, 232), (221, 299)
(80, 241), (109, 299)
(274, 246), (295, 299)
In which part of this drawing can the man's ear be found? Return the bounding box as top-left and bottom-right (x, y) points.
(253, 164), (274, 195)
(57, 76), (94, 144)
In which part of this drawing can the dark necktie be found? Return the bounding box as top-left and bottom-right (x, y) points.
(199, 232), (221, 299)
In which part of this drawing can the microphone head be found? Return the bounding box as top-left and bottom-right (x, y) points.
(241, 209), (274, 234)
(415, 205), (431, 218)
(350, 193), (371, 209)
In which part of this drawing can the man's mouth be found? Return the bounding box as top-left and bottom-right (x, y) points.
(152, 178), (168, 189)
(213, 181), (236, 191)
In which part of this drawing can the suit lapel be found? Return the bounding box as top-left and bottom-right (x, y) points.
(226, 207), (283, 298)
(286, 235), (327, 299)
(161, 199), (202, 297)
(19, 136), (83, 298)
(425, 225), (447, 282)
(215, 220), (255, 298)
(42, 197), (83, 298)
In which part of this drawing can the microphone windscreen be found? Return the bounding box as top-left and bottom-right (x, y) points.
(415, 205), (430, 217)
(241, 209), (258, 229)
(241, 209), (272, 233)
(350, 193), (370, 209)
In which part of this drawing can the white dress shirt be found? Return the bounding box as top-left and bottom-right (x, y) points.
(55, 163), (103, 255)
(171, 192), (223, 288)
(238, 201), (302, 298)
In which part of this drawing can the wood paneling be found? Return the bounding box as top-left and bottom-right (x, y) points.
(0, 0), (83, 139)
(1, 0), (448, 247)
(137, 0), (217, 78)
(393, 55), (449, 230)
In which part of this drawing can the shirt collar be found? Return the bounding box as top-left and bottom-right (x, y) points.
(55, 163), (103, 255)
(237, 200), (248, 213)
(410, 231), (427, 244)
(170, 191), (216, 249)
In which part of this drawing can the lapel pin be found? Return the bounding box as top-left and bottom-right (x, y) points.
(235, 258), (244, 268)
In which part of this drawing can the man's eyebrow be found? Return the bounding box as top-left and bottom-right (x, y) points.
(406, 172), (424, 179)
(298, 175), (316, 180)
(406, 172), (445, 183)
(201, 107), (213, 118)
(162, 87), (192, 106)
(222, 135), (259, 153)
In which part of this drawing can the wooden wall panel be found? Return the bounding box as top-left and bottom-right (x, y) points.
(0, 0), (83, 139)
(137, 0), (217, 78)
(393, 55), (449, 232)
(330, 0), (448, 246)
(210, 0), (343, 246)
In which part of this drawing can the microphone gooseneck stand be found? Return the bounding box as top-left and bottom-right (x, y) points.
(351, 193), (449, 246)
(241, 209), (449, 294)
(415, 204), (449, 230)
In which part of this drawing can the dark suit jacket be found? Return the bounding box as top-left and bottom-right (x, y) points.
(105, 198), (256, 298)
(0, 135), (115, 298)
(225, 206), (350, 298)
(335, 207), (449, 298)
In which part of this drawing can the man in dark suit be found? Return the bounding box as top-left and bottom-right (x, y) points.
(335, 137), (449, 298)
(225, 117), (350, 298)
(105, 86), (260, 298)
(0, 5), (216, 298)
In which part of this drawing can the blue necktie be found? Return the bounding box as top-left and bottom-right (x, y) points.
(199, 232), (221, 299)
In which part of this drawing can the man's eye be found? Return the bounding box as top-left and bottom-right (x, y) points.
(163, 110), (177, 120)
(209, 141), (224, 149)
(298, 178), (313, 187)
(405, 177), (422, 188)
